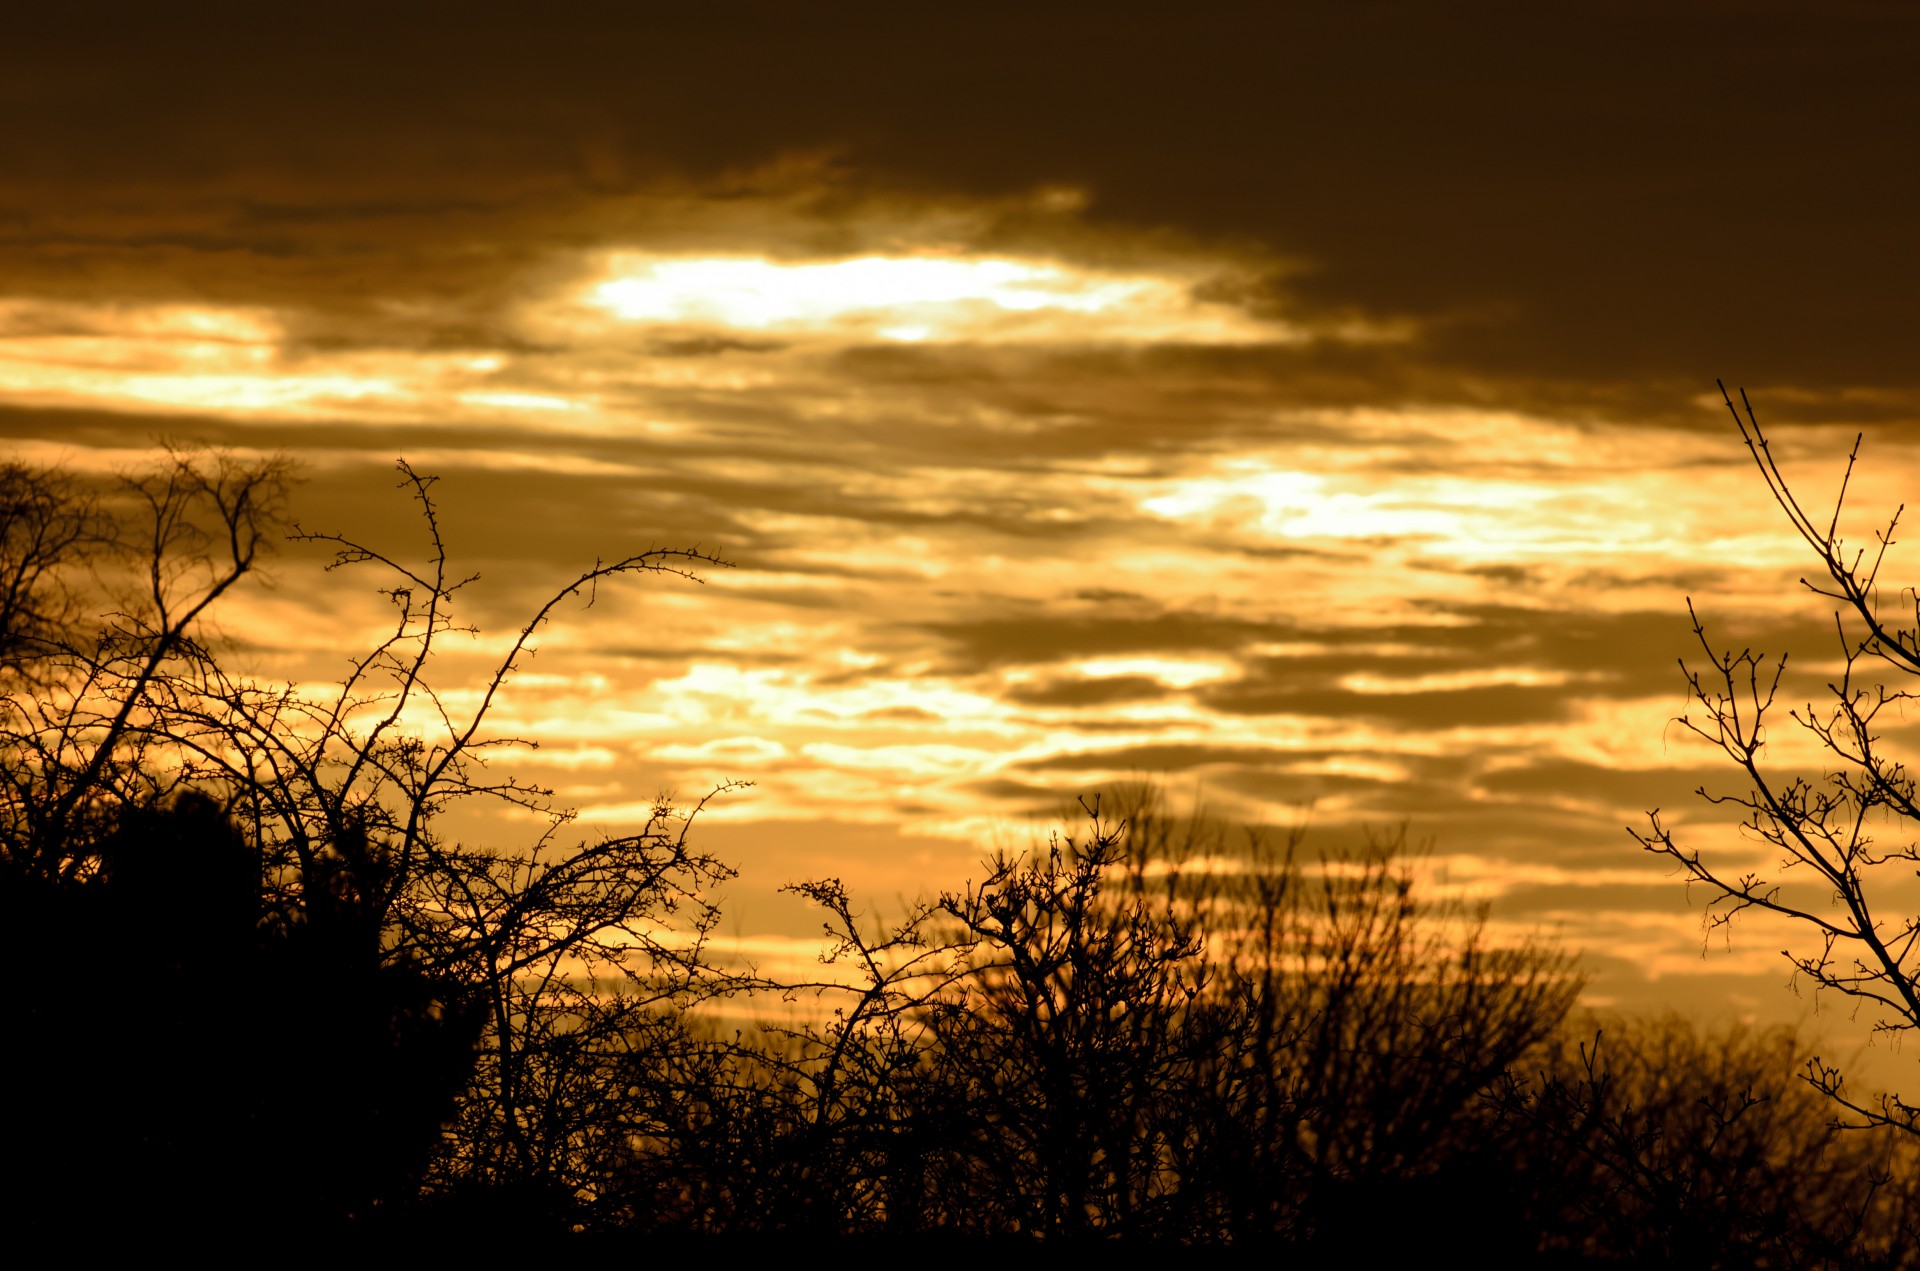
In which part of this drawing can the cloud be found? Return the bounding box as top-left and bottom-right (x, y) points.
(1200, 680), (1576, 727)
(10, 3), (1920, 403)
(1003, 675), (1175, 707)
(1019, 743), (1331, 774)
(5, 3), (1913, 1028)
(920, 610), (1289, 674)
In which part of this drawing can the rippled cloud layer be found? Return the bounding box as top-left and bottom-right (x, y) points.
(7, 4), (1920, 1041)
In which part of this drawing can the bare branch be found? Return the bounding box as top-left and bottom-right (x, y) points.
(1648, 389), (1920, 1133)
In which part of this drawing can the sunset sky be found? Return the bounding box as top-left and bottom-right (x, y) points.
(9, 3), (1920, 1044)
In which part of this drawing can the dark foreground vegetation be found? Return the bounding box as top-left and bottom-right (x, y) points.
(6, 404), (1920, 1264)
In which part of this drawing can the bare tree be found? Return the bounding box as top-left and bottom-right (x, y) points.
(163, 460), (741, 1202)
(640, 790), (1578, 1244)
(1635, 383), (1920, 1134)
(0, 449), (741, 1228)
(0, 445), (292, 879)
(0, 460), (100, 684)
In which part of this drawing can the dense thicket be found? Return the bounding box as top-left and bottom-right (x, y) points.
(3, 449), (1918, 1263)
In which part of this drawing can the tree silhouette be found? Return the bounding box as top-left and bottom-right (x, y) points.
(16, 441), (1920, 1257)
(1488, 1015), (1920, 1265)
(0, 460), (99, 685)
(0, 449), (739, 1233)
(2, 791), (484, 1236)
(620, 791), (1580, 1246)
(1636, 385), (1920, 1139)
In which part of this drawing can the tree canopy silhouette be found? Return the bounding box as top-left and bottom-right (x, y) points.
(0, 449), (737, 1233)
(609, 789), (1584, 1245)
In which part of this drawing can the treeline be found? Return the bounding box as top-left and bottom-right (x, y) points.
(612, 797), (1920, 1263)
(2, 451), (1916, 1263)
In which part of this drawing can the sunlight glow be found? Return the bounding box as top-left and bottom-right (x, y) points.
(1067, 657), (1234, 688)
(595, 256), (1144, 324)
(1142, 468), (1515, 543)
(0, 297), (559, 421)
(584, 252), (1283, 344)
(458, 390), (579, 412)
(1338, 668), (1588, 694)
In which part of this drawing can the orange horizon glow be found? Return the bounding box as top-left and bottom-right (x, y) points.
(2, 186), (1913, 1076)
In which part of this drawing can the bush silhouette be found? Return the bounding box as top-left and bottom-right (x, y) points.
(0, 450), (735, 1234)
(1487, 1015), (1920, 1266)
(607, 791), (1582, 1245)
(2, 792), (483, 1236)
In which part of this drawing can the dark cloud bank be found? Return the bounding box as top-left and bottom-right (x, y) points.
(7, 2), (1920, 419)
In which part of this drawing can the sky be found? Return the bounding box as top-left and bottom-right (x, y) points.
(8, 2), (1920, 1050)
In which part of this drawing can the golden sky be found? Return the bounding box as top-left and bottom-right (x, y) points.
(8, 2), (1920, 1041)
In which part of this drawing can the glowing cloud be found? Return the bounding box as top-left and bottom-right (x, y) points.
(1067, 656), (1233, 688)
(0, 299), (432, 419)
(585, 252), (1284, 344)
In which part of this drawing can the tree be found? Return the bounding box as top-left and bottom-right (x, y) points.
(1111, 793), (1578, 1249)
(628, 789), (1579, 1245)
(2, 790), (488, 1237)
(256, 462), (741, 1211)
(0, 449), (740, 1232)
(0, 446), (291, 880)
(1488, 1015), (1920, 1266)
(0, 459), (100, 685)
(1635, 383), (1920, 1135)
